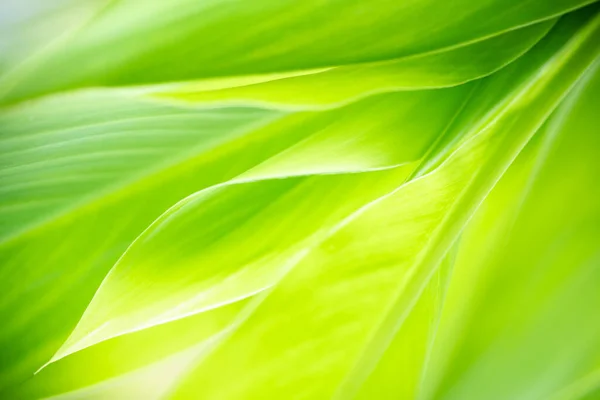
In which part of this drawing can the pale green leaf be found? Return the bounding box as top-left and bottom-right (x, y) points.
(0, 77), (468, 388)
(39, 8), (600, 399)
(2, 1), (600, 398)
(41, 85), (471, 363)
(420, 58), (600, 400)
(7, 301), (248, 400)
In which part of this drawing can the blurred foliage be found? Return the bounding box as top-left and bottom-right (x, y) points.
(0, 0), (599, 399)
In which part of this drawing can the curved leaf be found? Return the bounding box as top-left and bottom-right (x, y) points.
(42, 86), (472, 363)
(2, 2), (600, 398)
(0, 82), (468, 388)
(421, 58), (600, 400)
(44, 8), (600, 399)
(167, 10), (599, 399)
(156, 21), (553, 108)
(1, 0), (594, 101)
(6, 301), (248, 400)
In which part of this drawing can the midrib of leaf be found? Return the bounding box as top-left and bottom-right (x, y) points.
(332, 11), (600, 399)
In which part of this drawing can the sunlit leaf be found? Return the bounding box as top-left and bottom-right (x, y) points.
(0, 72), (468, 389)
(1, 0), (599, 399)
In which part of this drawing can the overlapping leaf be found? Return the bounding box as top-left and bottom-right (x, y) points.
(421, 59), (600, 400)
(0, 71), (468, 390)
(24, 7), (599, 399)
(0, 0), (599, 399)
(1, 0), (594, 102)
(40, 86), (471, 363)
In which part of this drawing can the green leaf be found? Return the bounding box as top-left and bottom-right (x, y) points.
(2, 1), (600, 398)
(0, 92), (280, 242)
(35, 7), (600, 399)
(0, 77), (468, 388)
(421, 57), (600, 400)
(9, 301), (249, 400)
(166, 11), (600, 397)
(37, 85), (472, 364)
(1, 0), (593, 102)
(154, 21), (553, 108)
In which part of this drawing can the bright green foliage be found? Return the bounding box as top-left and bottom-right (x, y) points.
(0, 1), (599, 399)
